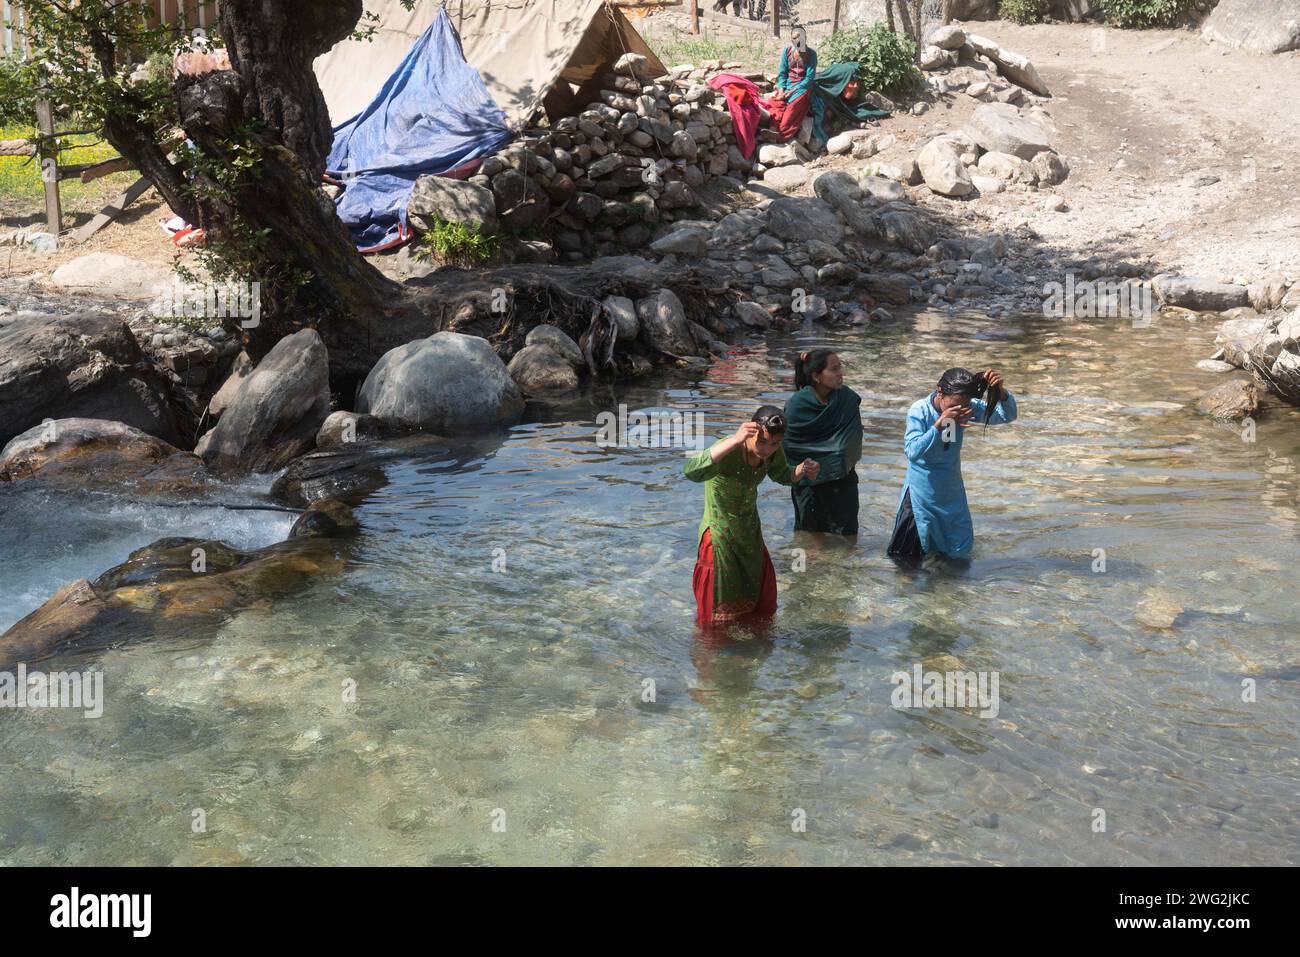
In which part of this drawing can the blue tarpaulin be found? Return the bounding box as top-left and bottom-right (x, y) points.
(326, 7), (513, 252)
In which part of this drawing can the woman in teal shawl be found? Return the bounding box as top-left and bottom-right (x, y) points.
(810, 62), (890, 144)
(783, 349), (864, 538)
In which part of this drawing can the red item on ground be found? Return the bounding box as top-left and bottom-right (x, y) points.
(692, 527), (778, 630)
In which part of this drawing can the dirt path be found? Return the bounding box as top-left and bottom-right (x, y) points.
(906, 21), (1300, 283)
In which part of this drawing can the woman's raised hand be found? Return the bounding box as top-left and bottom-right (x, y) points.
(936, 405), (975, 430)
(795, 458), (820, 482)
(984, 369), (1006, 400)
(732, 421), (761, 443)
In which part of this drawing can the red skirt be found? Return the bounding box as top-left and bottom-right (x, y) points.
(764, 92), (810, 142)
(692, 528), (778, 631)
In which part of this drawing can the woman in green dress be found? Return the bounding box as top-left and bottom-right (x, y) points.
(685, 406), (820, 630)
(783, 350), (864, 539)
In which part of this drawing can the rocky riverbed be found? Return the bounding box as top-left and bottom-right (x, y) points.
(4, 12), (1300, 663)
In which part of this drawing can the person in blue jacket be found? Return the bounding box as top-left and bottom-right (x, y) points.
(887, 367), (1017, 563)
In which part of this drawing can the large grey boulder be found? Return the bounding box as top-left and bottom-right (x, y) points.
(965, 103), (1052, 160)
(1202, 0), (1300, 54)
(357, 331), (523, 434)
(195, 328), (331, 473)
(966, 35), (1051, 97)
(636, 289), (695, 356)
(408, 175), (499, 234)
(918, 139), (974, 197)
(0, 312), (180, 448)
(766, 197), (845, 244)
(1154, 275), (1250, 312)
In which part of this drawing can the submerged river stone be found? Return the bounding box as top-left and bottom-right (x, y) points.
(0, 503), (355, 666)
(1196, 379), (1259, 420)
(1135, 590), (1185, 630)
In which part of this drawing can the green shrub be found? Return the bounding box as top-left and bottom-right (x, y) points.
(820, 21), (919, 95)
(0, 57), (36, 127)
(1000, 0), (1050, 24)
(414, 218), (500, 267)
(1098, 0), (1197, 28)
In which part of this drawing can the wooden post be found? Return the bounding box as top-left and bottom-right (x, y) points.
(770, 0), (779, 38)
(832, 0), (841, 34)
(35, 99), (62, 238)
(689, 0), (698, 34)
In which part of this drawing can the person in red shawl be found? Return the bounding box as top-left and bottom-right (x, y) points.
(764, 26), (817, 143)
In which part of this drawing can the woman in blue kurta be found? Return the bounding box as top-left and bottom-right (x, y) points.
(887, 367), (1017, 562)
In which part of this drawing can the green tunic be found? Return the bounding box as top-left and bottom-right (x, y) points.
(685, 441), (794, 613)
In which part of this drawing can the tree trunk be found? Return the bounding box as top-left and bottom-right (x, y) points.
(173, 0), (420, 384)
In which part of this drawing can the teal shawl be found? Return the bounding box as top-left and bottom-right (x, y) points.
(783, 385), (864, 485)
(777, 46), (817, 102)
(811, 62), (890, 143)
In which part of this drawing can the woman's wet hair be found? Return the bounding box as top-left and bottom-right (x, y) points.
(794, 349), (837, 390)
(752, 405), (787, 435)
(937, 367), (988, 398)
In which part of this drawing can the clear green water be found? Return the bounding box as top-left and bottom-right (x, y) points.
(2, 311), (1299, 865)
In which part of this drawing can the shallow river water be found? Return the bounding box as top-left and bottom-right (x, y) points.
(2, 310), (1299, 865)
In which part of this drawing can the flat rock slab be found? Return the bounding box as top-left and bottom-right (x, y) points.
(763, 164), (810, 192)
(1155, 275), (1250, 312)
(50, 253), (173, 301)
(966, 34), (1050, 97)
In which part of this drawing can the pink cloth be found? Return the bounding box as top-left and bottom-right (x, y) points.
(708, 72), (764, 160)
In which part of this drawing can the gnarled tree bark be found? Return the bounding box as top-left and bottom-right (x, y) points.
(173, 0), (419, 383)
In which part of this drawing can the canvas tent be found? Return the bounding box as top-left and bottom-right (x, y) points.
(325, 6), (512, 251)
(315, 0), (667, 130)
